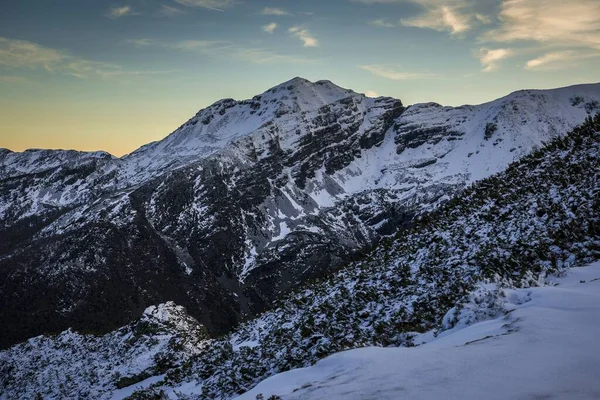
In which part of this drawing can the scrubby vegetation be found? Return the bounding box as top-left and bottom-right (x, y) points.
(143, 113), (600, 399)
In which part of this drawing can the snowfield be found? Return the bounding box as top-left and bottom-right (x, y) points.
(235, 262), (600, 400)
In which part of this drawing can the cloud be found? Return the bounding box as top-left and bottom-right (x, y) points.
(364, 90), (379, 97)
(136, 38), (316, 64)
(125, 39), (156, 47)
(233, 48), (315, 64)
(401, 1), (472, 35)
(481, 0), (600, 50)
(173, 0), (234, 12)
(471, 1), (600, 73)
(289, 26), (319, 47)
(369, 19), (396, 28)
(525, 52), (573, 71)
(359, 64), (435, 80)
(0, 37), (170, 79)
(0, 37), (64, 69)
(525, 50), (600, 71)
(261, 7), (290, 16)
(355, 0), (490, 35)
(262, 23), (278, 34)
(0, 75), (30, 84)
(477, 48), (513, 72)
(169, 40), (232, 52)
(475, 13), (492, 24)
(159, 5), (185, 16)
(351, 0), (403, 3)
(107, 5), (137, 19)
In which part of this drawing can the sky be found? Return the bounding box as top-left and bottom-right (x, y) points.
(1, 0), (599, 156)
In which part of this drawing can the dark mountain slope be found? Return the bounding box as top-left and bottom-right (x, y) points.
(2, 113), (599, 399)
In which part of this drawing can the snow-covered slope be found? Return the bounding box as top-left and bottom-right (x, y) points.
(0, 302), (209, 399)
(0, 148), (115, 180)
(123, 82), (600, 212)
(236, 263), (600, 400)
(2, 112), (599, 400)
(390, 84), (600, 184)
(1, 79), (599, 350)
(3, 81), (598, 224)
(127, 78), (357, 166)
(2, 113), (600, 399)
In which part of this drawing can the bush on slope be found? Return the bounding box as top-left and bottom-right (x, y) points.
(149, 113), (600, 399)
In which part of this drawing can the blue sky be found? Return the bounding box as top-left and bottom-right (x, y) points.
(1, 0), (599, 155)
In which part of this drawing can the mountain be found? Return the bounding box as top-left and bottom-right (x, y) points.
(1, 78), (599, 350)
(2, 106), (600, 400)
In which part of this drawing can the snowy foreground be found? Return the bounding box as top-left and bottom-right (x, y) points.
(235, 262), (600, 400)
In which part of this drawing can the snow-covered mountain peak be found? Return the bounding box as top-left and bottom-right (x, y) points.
(269, 76), (351, 93)
(274, 76), (353, 90)
(256, 76), (359, 112)
(121, 77), (371, 181)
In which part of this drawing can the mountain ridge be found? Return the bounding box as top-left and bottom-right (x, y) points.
(1, 78), (599, 350)
(3, 80), (600, 160)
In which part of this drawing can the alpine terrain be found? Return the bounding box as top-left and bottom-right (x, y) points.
(1, 79), (600, 399)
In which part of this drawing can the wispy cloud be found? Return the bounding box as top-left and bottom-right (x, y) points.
(474, 13), (492, 24)
(525, 52), (573, 71)
(159, 4), (186, 16)
(351, 0), (403, 3)
(477, 48), (513, 72)
(353, 0), (478, 35)
(289, 26), (319, 47)
(107, 5), (138, 19)
(176, 40), (315, 63)
(233, 48), (315, 64)
(525, 50), (600, 71)
(359, 64), (435, 80)
(173, 0), (234, 12)
(261, 7), (290, 16)
(125, 38), (156, 47)
(474, 0), (600, 72)
(369, 19), (396, 28)
(0, 75), (30, 84)
(262, 23), (278, 34)
(130, 38), (316, 64)
(169, 40), (231, 52)
(0, 37), (171, 79)
(481, 0), (600, 51)
(364, 90), (379, 97)
(0, 37), (64, 69)
(400, 1), (473, 35)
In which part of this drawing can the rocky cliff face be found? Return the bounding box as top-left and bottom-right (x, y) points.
(1, 78), (599, 348)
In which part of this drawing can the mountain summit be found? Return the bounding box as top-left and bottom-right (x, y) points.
(123, 77), (366, 179)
